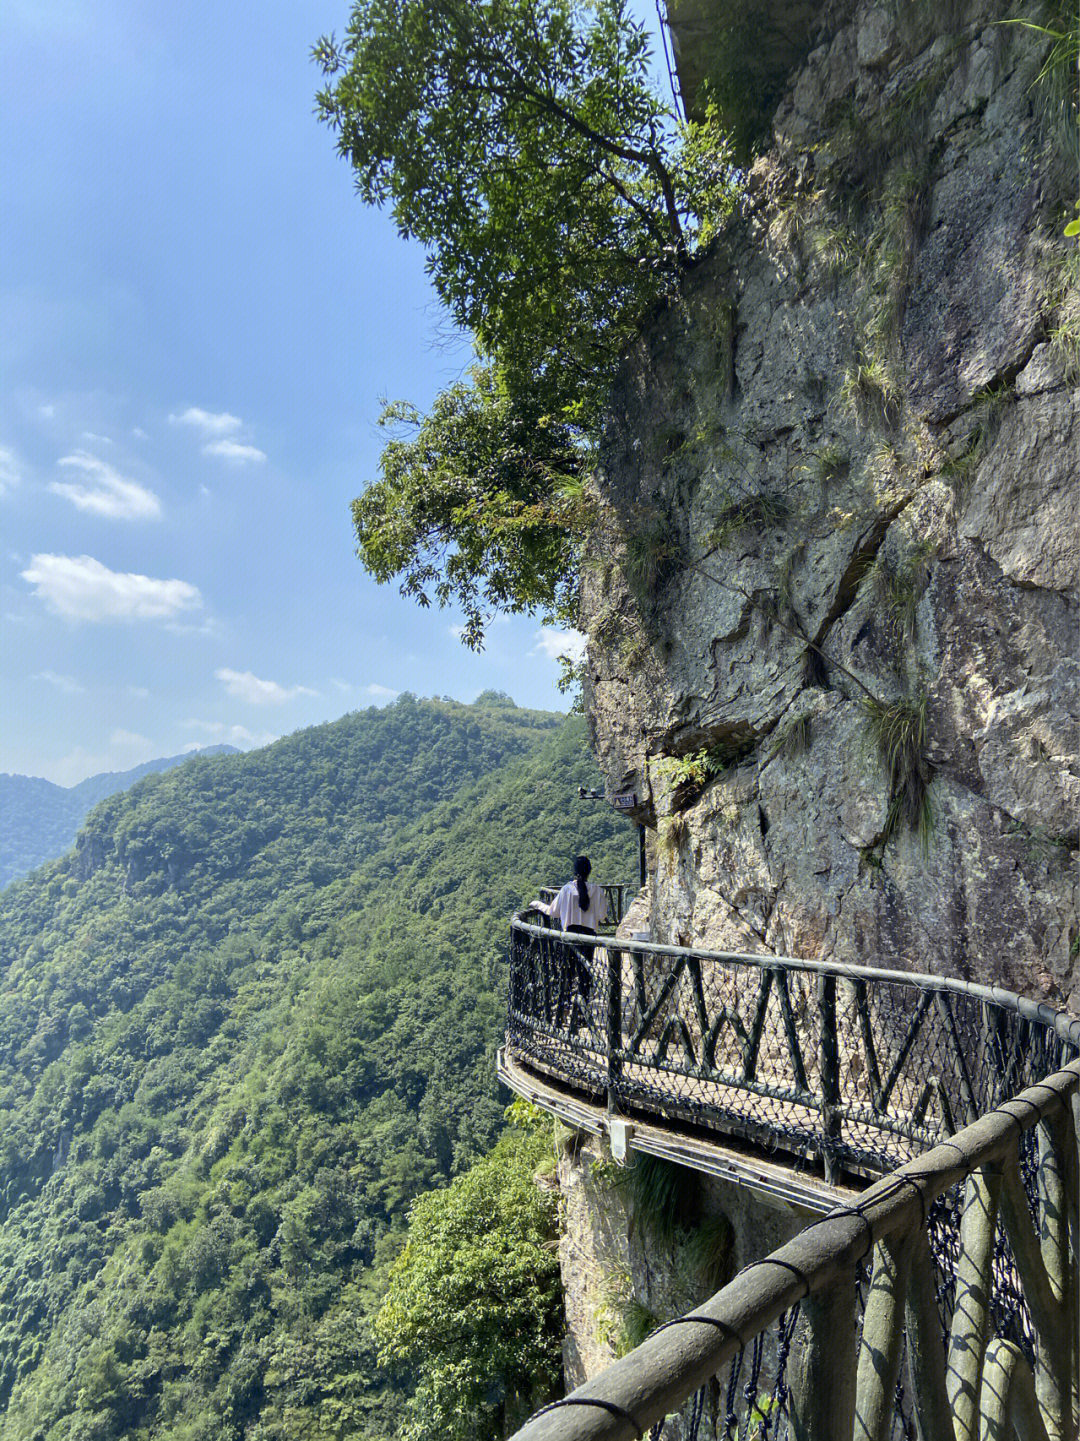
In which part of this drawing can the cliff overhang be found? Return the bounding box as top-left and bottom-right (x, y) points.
(665, 0), (821, 152)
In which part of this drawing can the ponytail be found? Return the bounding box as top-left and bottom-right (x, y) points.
(573, 855), (591, 912)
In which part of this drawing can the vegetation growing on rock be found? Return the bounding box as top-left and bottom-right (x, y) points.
(374, 1104), (562, 1441)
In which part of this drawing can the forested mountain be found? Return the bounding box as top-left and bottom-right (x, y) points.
(0, 747), (237, 892)
(0, 694), (638, 1440)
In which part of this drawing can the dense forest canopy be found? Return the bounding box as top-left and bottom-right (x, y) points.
(0, 748), (236, 893)
(314, 0), (737, 647)
(0, 697), (637, 1439)
(374, 1104), (563, 1441)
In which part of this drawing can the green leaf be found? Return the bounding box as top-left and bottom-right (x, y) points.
(317, 0), (739, 645)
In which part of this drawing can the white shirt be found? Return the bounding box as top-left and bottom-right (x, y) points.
(543, 880), (609, 931)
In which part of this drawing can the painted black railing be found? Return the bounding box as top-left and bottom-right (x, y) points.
(507, 911), (1077, 1182)
(504, 910), (1080, 1441)
(535, 885), (630, 932)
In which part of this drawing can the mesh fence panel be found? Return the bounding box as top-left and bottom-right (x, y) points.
(508, 920), (1076, 1176)
(506, 915), (1078, 1441)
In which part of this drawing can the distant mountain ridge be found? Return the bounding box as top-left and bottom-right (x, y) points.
(0, 746), (238, 890)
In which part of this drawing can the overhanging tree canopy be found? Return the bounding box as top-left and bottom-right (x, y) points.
(353, 370), (587, 649)
(315, 0), (735, 645)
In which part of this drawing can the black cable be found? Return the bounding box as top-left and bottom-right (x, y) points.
(653, 0), (682, 117)
(529, 1396), (645, 1438)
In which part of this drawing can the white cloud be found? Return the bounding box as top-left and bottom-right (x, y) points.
(111, 728), (152, 749)
(202, 438), (266, 465)
(21, 553), (202, 622)
(169, 409), (266, 464)
(81, 431), (113, 445)
(330, 678), (353, 694)
(38, 403), (56, 420)
(365, 683), (399, 699)
(164, 613), (221, 639)
(229, 726), (278, 748)
(49, 451), (161, 520)
(182, 719), (279, 748)
(126, 684), (150, 699)
(44, 729), (158, 786)
(0, 446), (22, 496)
(215, 668), (317, 705)
(530, 626), (587, 663)
(34, 669), (85, 694)
(169, 407), (243, 437)
(132, 427), (148, 440)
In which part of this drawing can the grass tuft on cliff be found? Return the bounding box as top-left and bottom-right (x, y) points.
(863, 691), (934, 841)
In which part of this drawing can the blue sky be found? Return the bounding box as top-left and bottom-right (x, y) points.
(1, 0), (663, 783)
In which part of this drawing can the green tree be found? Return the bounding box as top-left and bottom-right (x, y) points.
(373, 1107), (563, 1440)
(352, 369), (585, 648)
(315, 0), (736, 645)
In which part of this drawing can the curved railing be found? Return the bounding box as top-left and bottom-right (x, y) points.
(503, 909), (1080, 1441)
(507, 910), (1078, 1180)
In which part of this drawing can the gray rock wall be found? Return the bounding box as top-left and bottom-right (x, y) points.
(556, 1135), (810, 1430)
(583, 0), (1078, 1003)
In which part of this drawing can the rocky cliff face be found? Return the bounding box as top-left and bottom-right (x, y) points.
(583, 0), (1078, 1003)
(555, 1134), (809, 1434)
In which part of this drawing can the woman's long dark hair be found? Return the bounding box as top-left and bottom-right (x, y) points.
(574, 855), (591, 911)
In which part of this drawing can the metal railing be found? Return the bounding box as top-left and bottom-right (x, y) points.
(536, 885), (631, 931)
(504, 909), (1080, 1441)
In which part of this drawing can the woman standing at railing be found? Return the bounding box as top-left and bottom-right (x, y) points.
(531, 856), (609, 1030)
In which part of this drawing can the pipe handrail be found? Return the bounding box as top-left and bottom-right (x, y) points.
(507, 1059), (1080, 1440)
(511, 910), (1080, 1049)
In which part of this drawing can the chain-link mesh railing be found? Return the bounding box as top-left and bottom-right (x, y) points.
(507, 912), (1076, 1179)
(505, 908), (1080, 1441)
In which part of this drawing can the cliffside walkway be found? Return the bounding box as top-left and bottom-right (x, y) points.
(501, 905), (1080, 1441)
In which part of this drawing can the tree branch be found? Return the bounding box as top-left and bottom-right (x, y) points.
(453, 59), (687, 252)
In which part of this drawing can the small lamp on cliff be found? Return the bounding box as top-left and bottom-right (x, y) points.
(578, 786), (647, 890)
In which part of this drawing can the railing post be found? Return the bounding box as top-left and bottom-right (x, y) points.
(1038, 1112), (1070, 1306)
(1040, 1112), (1072, 1438)
(818, 973), (841, 1186)
(946, 1166), (1001, 1441)
(606, 944), (622, 1116)
(790, 1267), (856, 1441)
(999, 1141), (1070, 1441)
(904, 1229), (956, 1441)
(980, 1340), (1051, 1441)
(1069, 1093), (1080, 1430)
(855, 1231), (913, 1441)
